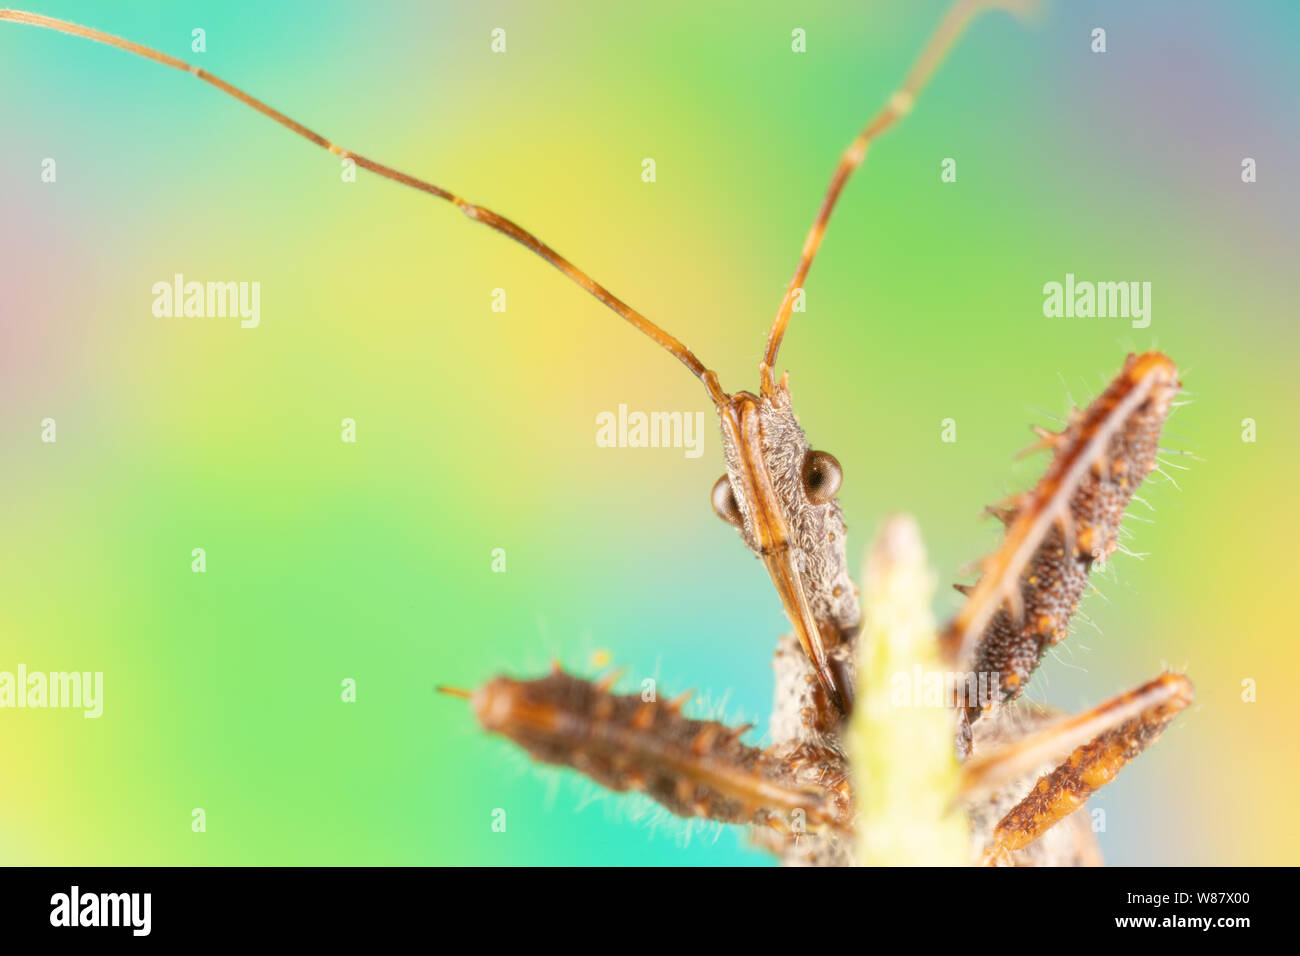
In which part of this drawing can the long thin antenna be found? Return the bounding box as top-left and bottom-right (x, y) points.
(0, 8), (728, 405)
(761, 0), (1025, 396)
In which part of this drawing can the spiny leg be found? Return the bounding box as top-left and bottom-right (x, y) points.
(940, 352), (1182, 741)
(961, 672), (1193, 865)
(442, 668), (852, 841)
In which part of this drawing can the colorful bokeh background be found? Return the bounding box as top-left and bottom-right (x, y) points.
(2, 0), (1296, 865)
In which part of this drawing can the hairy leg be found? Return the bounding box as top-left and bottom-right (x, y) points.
(964, 673), (1192, 865)
(942, 353), (1181, 740)
(453, 667), (852, 839)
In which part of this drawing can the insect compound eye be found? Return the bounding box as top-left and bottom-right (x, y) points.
(801, 450), (842, 505)
(711, 474), (743, 526)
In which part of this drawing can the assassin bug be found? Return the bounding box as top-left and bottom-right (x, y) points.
(2, 0), (1192, 865)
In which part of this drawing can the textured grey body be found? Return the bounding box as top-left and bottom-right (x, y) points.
(718, 387), (860, 637)
(963, 704), (1102, 867)
(760, 633), (1101, 867)
(760, 633), (857, 865)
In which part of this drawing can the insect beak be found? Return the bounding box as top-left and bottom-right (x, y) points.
(761, 549), (852, 716)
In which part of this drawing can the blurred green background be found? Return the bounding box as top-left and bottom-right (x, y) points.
(1, 0), (1296, 865)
